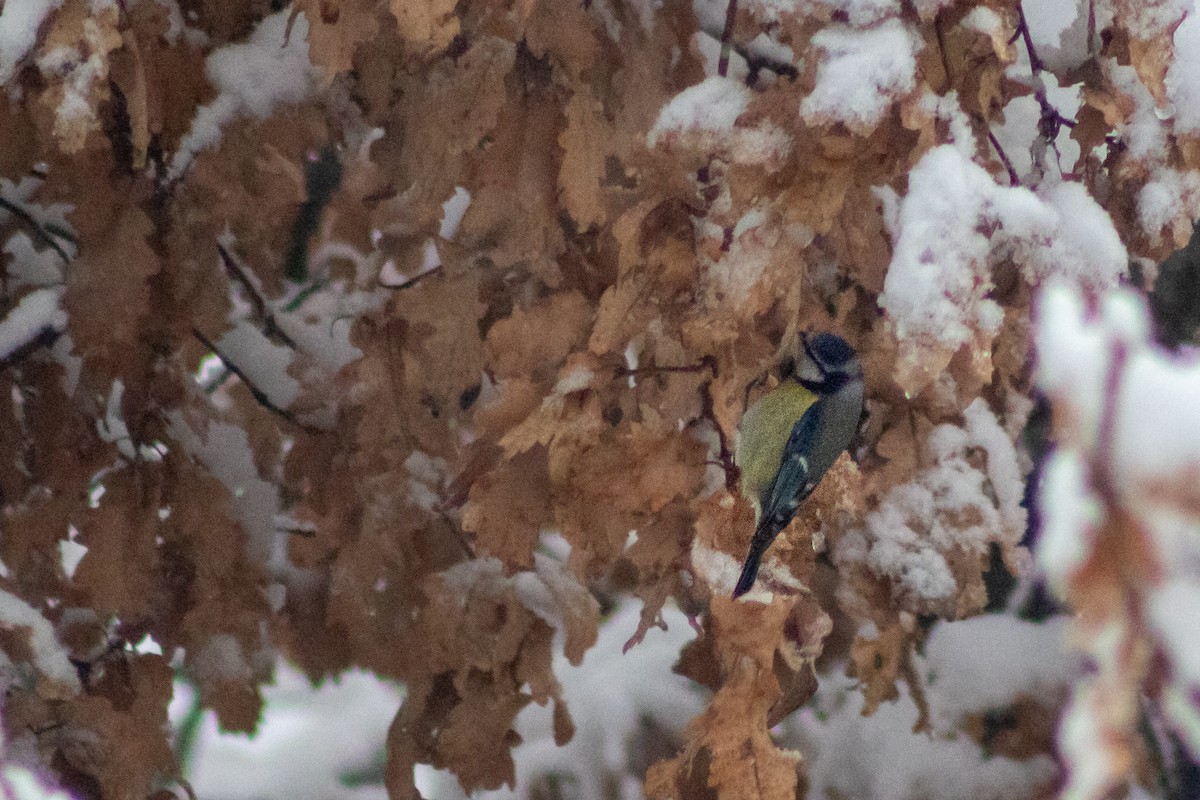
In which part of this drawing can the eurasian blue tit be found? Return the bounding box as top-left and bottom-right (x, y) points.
(732, 332), (864, 598)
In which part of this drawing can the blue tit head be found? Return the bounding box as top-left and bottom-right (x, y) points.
(792, 332), (862, 394)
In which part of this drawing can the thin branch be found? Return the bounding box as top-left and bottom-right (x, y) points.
(380, 264), (443, 291)
(987, 129), (1020, 186)
(0, 197), (72, 265)
(0, 326), (62, 369)
(612, 355), (738, 489)
(191, 327), (321, 434)
(216, 243), (298, 348)
(615, 360), (714, 378)
(1014, 5), (1044, 72)
(1014, 6), (1078, 136)
(717, 0), (739, 77)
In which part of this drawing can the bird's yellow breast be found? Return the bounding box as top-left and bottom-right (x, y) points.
(735, 381), (817, 512)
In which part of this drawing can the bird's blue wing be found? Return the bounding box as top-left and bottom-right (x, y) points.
(757, 402), (822, 537)
(732, 402), (823, 597)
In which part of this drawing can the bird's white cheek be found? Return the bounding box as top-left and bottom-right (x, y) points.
(796, 360), (823, 384)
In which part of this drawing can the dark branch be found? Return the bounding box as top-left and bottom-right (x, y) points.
(216, 243), (299, 349)
(0, 196), (72, 265)
(717, 0), (740, 77)
(191, 327), (321, 434)
(987, 129), (1021, 187)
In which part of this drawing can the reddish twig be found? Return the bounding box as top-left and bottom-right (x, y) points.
(987, 129), (1021, 187)
(717, 0), (739, 77)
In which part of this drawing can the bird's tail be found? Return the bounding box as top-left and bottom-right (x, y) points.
(732, 513), (792, 598)
(732, 552), (763, 598)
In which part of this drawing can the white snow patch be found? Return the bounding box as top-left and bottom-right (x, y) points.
(650, 76), (749, 146)
(169, 11), (320, 179)
(0, 0), (64, 85)
(217, 321), (301, 410)
(0, 588), (80, 696)
(1169, 11), (1200, 134)
(922, 615), (1078, 719)
(836, 399), (1027, 603)
(791, 670), (1059, 800)
(180, 662), (401, 800)
(801, 19), (921, 132)
(879, 146), (1125, 352)
(0, 287), (66, 361)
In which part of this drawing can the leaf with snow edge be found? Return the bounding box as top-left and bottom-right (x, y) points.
(515, 554), (601, 666)
(835, 400), (1027, 616)
(801, 19), (922, 135)
(34, 0), (123, 153)
(0, 0), (64, 85)
(0, 288), (66, 362)
(879, 146), (1125, 396)
(649, 77), (792, 168)
(0, 588), (80, 699)
(169, 10), (320, 179)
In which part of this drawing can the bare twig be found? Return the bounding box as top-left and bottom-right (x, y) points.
(216, 243), (298, 349)
(0, 325), (62, 369)
(717, 0), (739, 77)
(987, 129), (1021, 187)
(380, 264), (443, 291)
(0, 196), (72, 265)
(1010, 6), (1079, 176)
(191, 327), (321, 434)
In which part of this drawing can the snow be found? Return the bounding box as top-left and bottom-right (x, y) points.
(166, 415), (286, 576)
(403, 451), (447, 513)
(648, 74), (794, 167)
(789, 669), (1059, 800)
(1020, 180), (1124, 285)
(1139, 168), (1200, 238)
(1150, 580), (1200, 684)
(1168, 11), (1200, 134)
(1036, 281), (1200, 781)
(58, 527), (87, 580)
(800, 19), (920, 132)
(439, 187), (471, 240)
(0, 287), (66, 361)
(1037, 284), (1200, 506)
(1118, 0), (1189, 40)
(0, 0), (64, 85)
(879, 146), (1126, 352)
(0, 759), (74, 800)
(836, 399), (1026, 603)
(217, 321), (301, 410)
(169, 11), (320, 179)
(1036, 450), (1100, 585)
(0, 588), (80, 696)
(649, 76), (749, 146)
(962, 399), (1026, 535)
(1022, 0), (1078, 50)
(415, 602), (703, 800)
(922, 615), (1078, 718)
(179, 662), (401, 800)
(1108, 62), (1168, 163)
(692, 529), (757, 597)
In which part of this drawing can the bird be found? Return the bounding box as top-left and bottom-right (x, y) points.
(732, 332), (864, 598)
